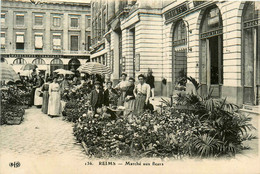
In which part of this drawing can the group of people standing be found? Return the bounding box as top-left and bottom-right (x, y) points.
(90, 69), (155, 116)
(25, 68), (155, 117)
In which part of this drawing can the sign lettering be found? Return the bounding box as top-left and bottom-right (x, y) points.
(164, 2), (189, 21)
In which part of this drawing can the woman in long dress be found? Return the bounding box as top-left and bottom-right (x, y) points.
(115, 73), (129, 106)
(48, 77), (61, 117)
(134, 74), (151, 116)
(124, 77), (135, 116)
(41, 78), (51, 114)
(34, 75), (44, 107)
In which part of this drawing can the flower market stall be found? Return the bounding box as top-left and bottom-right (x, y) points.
(63, 76), (257, 159)
(0, 61), (30, 125)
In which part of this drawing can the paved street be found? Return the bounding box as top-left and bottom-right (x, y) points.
(0, 103), (259, 174)
(0, 107), (87, 160)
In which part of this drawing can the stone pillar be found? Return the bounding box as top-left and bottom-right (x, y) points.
(26, 11), (32, 52)
(81, 14), (85, 52)
(63, 13), (69, 52)
(7, 9), (14, 52)
(45, 12), (51, 51)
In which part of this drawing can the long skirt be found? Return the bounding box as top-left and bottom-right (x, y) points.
(34, 87), (42, 106)
(117, 91), (126, 106)
(134, 94), (146, 116)
(41, 91), (49, 114)
(124, 99), (135, 116)
(48, 91), (61, 116)
(30, 88), (36, 106)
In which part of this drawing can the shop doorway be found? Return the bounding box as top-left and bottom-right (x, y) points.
(200, 6), (223, 98)
(172, 20), (187, 92)
(242, 2), (260, 105)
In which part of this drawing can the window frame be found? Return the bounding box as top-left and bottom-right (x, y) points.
(70, 17), (79, 28)
(34, 14), (44, 26)
(15, 13), (25, 27)
(53, 16), (61, 27)
(34, 33), (43, 50)
(1, 32), (6, 50)
(52, 33), (62, 51)
(15, 32), (25, 50)
(70, 35), (79, 51)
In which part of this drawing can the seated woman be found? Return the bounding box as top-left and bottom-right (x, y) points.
(124, 77), (135, 116)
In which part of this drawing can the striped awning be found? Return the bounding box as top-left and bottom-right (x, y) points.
(0, 62), (20, 84)
(78, 62), (111, 75)
(174, 45), (187, 51)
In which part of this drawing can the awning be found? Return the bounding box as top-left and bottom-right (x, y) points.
(174, 45), (187, 51)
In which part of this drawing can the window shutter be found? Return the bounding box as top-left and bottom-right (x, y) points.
(35, 35), (43, 49)
(16, 35), (24, 43)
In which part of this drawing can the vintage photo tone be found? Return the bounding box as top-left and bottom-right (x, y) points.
(0, 0), (259, 173)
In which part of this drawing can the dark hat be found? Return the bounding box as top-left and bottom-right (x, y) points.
(121, 73), (127, 77)
(94, 81), (101, 85)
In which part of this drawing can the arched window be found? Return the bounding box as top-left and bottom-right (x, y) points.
(68, 58), (80, 71)
(172, 20), (187, 90)
(50, 58), (63, 73)
(50, 58), (63, 65)
(242, 2), (260, 105)
(173, 20), (187, 46)
(13, 58), (27, 64)
(32, 58), (46, 65)
(199, 5), (223, 98)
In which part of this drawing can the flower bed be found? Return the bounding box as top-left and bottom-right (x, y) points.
(62, 87), (91, 123)
(72, 77), (257, 159)
(0, 87), (27, 125)
(0, 104), (25, 125)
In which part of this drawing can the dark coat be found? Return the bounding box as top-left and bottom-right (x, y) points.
(146, 75), (155, 88)
(125, 85), (135, 100)
(104, 88), (118, 106)
(90, 89), (104, 108)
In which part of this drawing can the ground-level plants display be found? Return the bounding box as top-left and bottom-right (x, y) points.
(72, 77), (257, 158)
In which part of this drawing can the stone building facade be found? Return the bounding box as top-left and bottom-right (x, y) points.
(1, 0), (91, 74)
(92, 0), (259, 106)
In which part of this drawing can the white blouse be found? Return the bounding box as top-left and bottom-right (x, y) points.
(134, 83), (151, 101)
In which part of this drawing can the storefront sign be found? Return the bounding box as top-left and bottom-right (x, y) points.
(200, 29), (223, 39)
(193, 1), (206, 7)
(164, 2), (189, 21)
(1, 54), (90, 60)
(243, 18), (260, 29)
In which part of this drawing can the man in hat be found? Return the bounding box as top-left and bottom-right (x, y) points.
(90, 81), (104, 115)
(146, 68), (155, 100)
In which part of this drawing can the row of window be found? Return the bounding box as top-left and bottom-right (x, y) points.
(11, 58), (64, 65)
(1, 12), (91, 29)
(1, 32), (91, 51)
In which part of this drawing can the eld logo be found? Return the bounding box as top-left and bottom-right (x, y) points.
(9, 161), (21, 168)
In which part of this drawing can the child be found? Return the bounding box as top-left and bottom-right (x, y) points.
(90, 81), (104, 115)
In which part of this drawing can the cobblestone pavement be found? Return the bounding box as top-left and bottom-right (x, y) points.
(0, 106), (87, 160)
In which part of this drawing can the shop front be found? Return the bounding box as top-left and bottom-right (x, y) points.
(199, 5), (223, 98)
(242, 2), (260, 105)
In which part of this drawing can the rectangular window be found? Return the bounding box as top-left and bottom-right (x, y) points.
(53, 16), (61, 27)
(70, 35), (78, 51)
(86, 16), (91, 28)
(16, 14), (24, 26)
(71, 18), (78, 28)
(53, 34), (61, 51)
(1, 33), (5, 50)
(1, 13), (5, 25)
(16, 33), (24, 50)
(35, 34), (43, 50)
(34, 15), (43, 26)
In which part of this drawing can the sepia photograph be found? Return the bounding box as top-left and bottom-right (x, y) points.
(0, 0), (259, 173)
